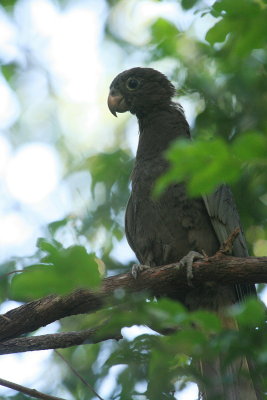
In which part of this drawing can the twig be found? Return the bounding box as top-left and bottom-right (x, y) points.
(0, 269), (25, 279)
(218, 227), (241, 255)
(0, 377), (66, 400)
(55, 350), (105, 400)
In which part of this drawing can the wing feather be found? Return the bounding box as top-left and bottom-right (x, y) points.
(202, 184), (256, 300)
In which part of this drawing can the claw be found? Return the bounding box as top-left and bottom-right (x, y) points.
(178, 251), (204, 287)
(131, 263), (150, 279)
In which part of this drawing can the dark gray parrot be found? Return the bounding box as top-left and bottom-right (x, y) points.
(108, 67), (261, 399)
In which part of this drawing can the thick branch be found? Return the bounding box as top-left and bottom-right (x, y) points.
(0, 255), (266, 342)
(0, 326), (122, 355)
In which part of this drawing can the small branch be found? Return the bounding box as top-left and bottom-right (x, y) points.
(55, 350), (105, 400)
(218, 227), (241, 255)
(0, 270), (25, 279)
(0, 326), (122, 355)
(1, 255), (267, 342)
(0, 377), (66, 400)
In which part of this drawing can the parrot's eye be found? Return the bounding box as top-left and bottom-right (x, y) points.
(126, 77), (140, 91)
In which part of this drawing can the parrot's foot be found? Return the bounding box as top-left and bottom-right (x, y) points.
(178, 251), (204, 287)
(132, 263), (150, 279)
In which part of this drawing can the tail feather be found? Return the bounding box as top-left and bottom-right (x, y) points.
(199, 357), (260, 400)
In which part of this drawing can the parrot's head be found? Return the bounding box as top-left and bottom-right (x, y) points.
(108, 67), (175, 117)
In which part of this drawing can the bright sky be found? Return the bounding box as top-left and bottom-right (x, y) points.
(0, 1), (107, 261)
(0, 0), (264, 399)
(0, 0), (217, 260)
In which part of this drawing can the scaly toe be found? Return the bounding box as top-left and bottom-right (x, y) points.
(131, 264), (151, 279)
(178, 251), (204, 287)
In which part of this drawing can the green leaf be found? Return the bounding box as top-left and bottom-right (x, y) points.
(82, 150), (132, 192)
(150, 18), (179, 58)
(154, 132), (267, 197)
(48, 218), (70, 235)
(181, 0), (199, 10)
(36, 237), (63, 255)
(154, 138), (236, 196)
(206, 0), (267, 60)
(232, 132), (267, 162)
(170, 329), (207, 355)
(10, 244), (100, 301)
(190, 310), (222, 332)
(206, 18), (229, 45)
(146, 298), (188, 326)
(1, 64), (17, 82)
(234, 298), (266, 327)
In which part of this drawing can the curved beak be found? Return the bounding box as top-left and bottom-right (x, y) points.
(108, 87), (128, 117)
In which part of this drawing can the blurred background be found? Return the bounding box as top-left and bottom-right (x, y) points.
(0, 0), (266, 399)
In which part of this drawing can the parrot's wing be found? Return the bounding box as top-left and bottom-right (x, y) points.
(202, 184), (256, 300)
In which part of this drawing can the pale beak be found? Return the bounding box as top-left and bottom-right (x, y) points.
(108, 87), (128, 117)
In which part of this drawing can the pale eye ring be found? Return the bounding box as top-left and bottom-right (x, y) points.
(126, 77), (140, 90)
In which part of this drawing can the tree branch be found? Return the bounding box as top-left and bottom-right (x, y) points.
(0, 377), (66, 400)
(0, 255), (266, 343)
(0, 326), (122, 355)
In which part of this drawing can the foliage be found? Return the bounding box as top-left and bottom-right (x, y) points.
(154, 0), (267, 200)
(10, 239), (100, 300)
(0, 0), (267, 399)
(84, 296), (267, 399)
(155, 132), (267, 196)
